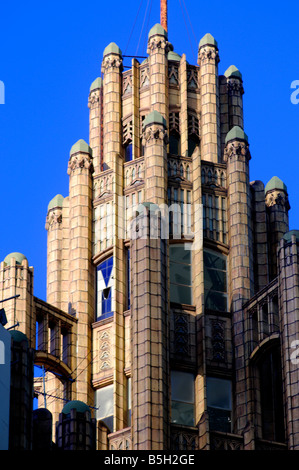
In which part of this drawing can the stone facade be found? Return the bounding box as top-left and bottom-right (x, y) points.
(0, 21), (298, 451)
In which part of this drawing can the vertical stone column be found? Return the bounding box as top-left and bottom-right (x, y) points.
(224, 65), (244, 130)
(142, 111), (168, 206)
(179, 54), (188, 157)
(67, 139), (94, 406)
(250, 180), (269, 292)
(224, 125), (254, 433)
(46, 194), (64, 309)
(265, 176), (290, 280)
(191, 145), (207, 445)
(131, 203), (169, 450)
(101, 42), (125, 431)
(278, 232), (299, 450)
(101, 42), (122, 171)
(219, 75), (229, 159)
(198, 33), (220, 163)
(88, 77), (103, 174)
(0, 253), (34, 347)
(147, 24), (169, 121)
(132, 59), (140, 159)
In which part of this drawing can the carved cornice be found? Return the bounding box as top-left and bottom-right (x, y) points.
(88, 90), (100, 108)
(198, 46), (219, 64)
(223, 141), (251, 162)
(141, 125), (168, 145)
(147, 37), (170, 54)
(67, 153), (93, 175)
(45, 209), (62, 231)
(265, 190), (290, 210)
(101, 55), (123, 73)
(227, 78), (244, 95)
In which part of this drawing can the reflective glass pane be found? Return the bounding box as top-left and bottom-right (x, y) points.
(171, 401), (195, 426)
(170, 261), (191, 286)
(96, 384), (114, 422)
(204, 290), (227, 312)
(171, 371), (194, 403)
(207, 377), (232, 410)
(170, 284), (192, 305)
(204, 250), (226, 271)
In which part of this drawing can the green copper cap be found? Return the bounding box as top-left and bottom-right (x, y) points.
(143, 110), (167, 129)
(62, 400), (91, 415)
(225, 126), (248, 144)
(168, 51), (181, 61)
(199, 33), (218, 49)
(70, 139), (92, 156)
(103, 42), (122, 57)
(48, 194), (64, 211)
(4, 252), (27, 266)
(90, 77), (102, 91)
(224, 65), (242, 80)
(282, 230), (299, 243)
(265, 176), (287, 194)
(148, 23), (168, 39)
(9, 330), (28, 344)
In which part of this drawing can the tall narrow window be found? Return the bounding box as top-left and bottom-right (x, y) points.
(207, 377), (232, 433)
(204, 250), (227, 312)
(127, 377), (131, 427)
(127, 249), (131, 310)
(125, 143), (133, 162)
(96, 256), (113, 320)
(95, 384), (114, 432)
(258, 346), (285, 442)
(170, 244), (192, 305)
(171, 371), (195, 426)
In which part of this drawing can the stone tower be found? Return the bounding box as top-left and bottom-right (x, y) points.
(1, 1), (298, 451)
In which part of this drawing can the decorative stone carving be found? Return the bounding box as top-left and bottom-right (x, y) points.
(101, 56), (123, 72)
(227, 78), (244, 95)
(187, 67), (199, 90)
(198, 46), (219, 63)
(123, 74), (132, 96)
(174, 313), (189, 356)
(67, 154), (93, 175)
(88, 90), (100, 108)
(265, 190), (290, 209)
(140, 67), (149, 88)
(211, 319), (225, 362)
(147, 37), (170, 53)
(224, 141), (251, 161)
(141, 126), (168, 145)
(45, 209), (62, 231)
(168, 65), (179, 85)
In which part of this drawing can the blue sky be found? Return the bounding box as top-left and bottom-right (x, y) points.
(0, 0), (298, 301)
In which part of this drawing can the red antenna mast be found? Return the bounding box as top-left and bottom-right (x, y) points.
(160, 0), (168, 32)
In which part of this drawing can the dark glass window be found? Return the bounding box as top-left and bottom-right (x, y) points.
(169, 244), (192, 305)
(188, 136), (198, 157)
(171, 371), (195, 426)
(125, 143), (133, 162)
(204, 250), (227, 312)
(97, 257), (113, 320)
(258, 347), (285, 442)
(207, 377), (232, 433)
(169, 133), (181, 155)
